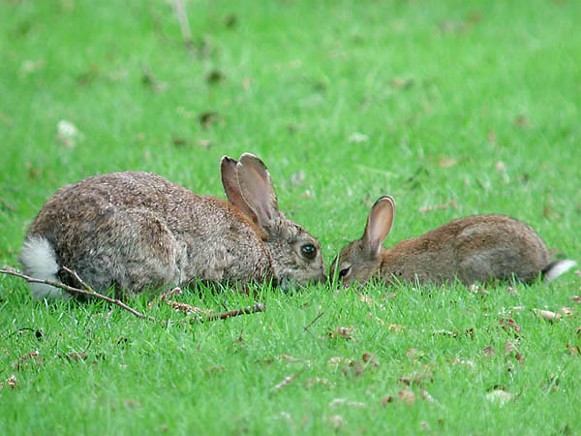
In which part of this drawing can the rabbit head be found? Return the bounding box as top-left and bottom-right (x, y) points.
(331, 196), (395, 286)
(221, 153), (326, 288)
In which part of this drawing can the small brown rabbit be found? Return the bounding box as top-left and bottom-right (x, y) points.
(331, 196), (575, 287)
(20, 153), (326, 299)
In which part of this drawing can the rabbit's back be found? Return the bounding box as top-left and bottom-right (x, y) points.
(383, 215), (551, 284)
(23, 172), (271, 296)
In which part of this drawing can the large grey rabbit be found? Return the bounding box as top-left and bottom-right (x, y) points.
(20, 153), (326, 299)
(331, 195), (575, 287)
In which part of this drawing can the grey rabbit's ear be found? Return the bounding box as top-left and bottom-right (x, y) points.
(220, 156), (259, 224)
(363, 196), (395, 257)
(236, 153), (279, 230)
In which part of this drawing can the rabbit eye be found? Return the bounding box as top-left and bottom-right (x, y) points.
(338, 266), (351, 279)
(300, 243), (317, 260)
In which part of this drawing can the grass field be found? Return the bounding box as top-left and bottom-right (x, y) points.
(1, 0), (580, 434)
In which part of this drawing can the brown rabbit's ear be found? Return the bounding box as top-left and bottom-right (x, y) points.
(220, 156), (259, 224)
(236, 153), (279, 230)
(363, 196), (395, 257)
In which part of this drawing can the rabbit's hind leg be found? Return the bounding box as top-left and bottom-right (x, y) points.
(110, 209), (185, 295)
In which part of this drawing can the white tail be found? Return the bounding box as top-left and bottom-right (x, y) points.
(20, 237), (71, 300)
(543, 259), (577, 283)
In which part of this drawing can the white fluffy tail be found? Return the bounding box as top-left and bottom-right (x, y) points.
(542, 259), (577, 283)
(19, 237), (71, 300)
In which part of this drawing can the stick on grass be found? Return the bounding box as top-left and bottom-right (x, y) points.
(1, 266), (266, 324)
(0, 266), (158, 322)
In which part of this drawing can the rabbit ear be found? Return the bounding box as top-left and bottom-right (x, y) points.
(236, 153), (279, 230)
(363, 196), (395, 257)
(220, 156), (259, 223)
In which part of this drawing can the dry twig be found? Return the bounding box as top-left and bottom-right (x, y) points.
(0, 266), (157, 322)
(1, 266), (266, 324)
(304, 311), (325, 332)
(201, 303), (266, 322)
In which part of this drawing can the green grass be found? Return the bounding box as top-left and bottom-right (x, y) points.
(1, 0), (580, 434)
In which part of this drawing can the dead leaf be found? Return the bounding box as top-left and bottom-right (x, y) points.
(571, 295), (581, 304)
(358, 293), (374, 305)
(57, 120), (82, 148)
(142, 68), (167, 92)
(532, 309), (562, 322)
(565, 343), (580, 356)
(348, 132), (369, 143)
(204, 365), (226, 375)
(486, 389), (515, 405)
(399, 376), (411, 386)
(506, 286), (519, 295)
(341, 360), (364, 377)
(406, 348), (423, 359)
(362, 352), (379, 367)
(450, 357), (475, 367)
(327, 357), (353, 367)
(328, 415), (345, 429)
(271, 374), (298, 393)
(167, 301), (212, 316)
(149, 287), (183, 308)
(66, 351), (88, 362)
(420, 388), (436, 403)
(199, 112), (221, 129)
(12, 350), (40, 369)
(399, 371), (434, 387)
(419, 199), (457, 214)
(388, 323), (405, 332)
(21, 59), (46, 75)
(513, 114), (529, 128)
(122, 399), (142, 409)
(438, 157), (458, 168)
(381, 396), (395, 406)
(0, 375), (17, 390)
(469, 284), (489, 295)
(278, 354), (301, 363)
(289, 171), (305, 187)
(198, 139), (212, 149)
(482, 346), (496, 357)
(329, 398), (366, 409)
(328, 326), (354, 340)
(433, 329), (456, 337)
(495, 161), (507, 172)
(171, 135), (188, 147)
(560, 307), (574, 317)
(398, 389), (416, 405)
(505, 340), (518, 355)
(206, 69), (225, 85)
(499, 318), (522, 335)
(390, 78), (415, 89)
(305, 377), (332, 389)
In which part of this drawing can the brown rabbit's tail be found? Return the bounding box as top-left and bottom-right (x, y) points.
(542, 259), (577, 283)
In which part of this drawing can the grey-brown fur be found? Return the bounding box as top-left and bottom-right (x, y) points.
(21, 154), (326, 298)
(331, 196), (575, 287)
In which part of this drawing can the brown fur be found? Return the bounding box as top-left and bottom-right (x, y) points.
(332, 196), (571, 287)
(21, 154), (326, 298)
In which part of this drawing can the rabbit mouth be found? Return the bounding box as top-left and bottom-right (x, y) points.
(277, 272), (327, 292)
